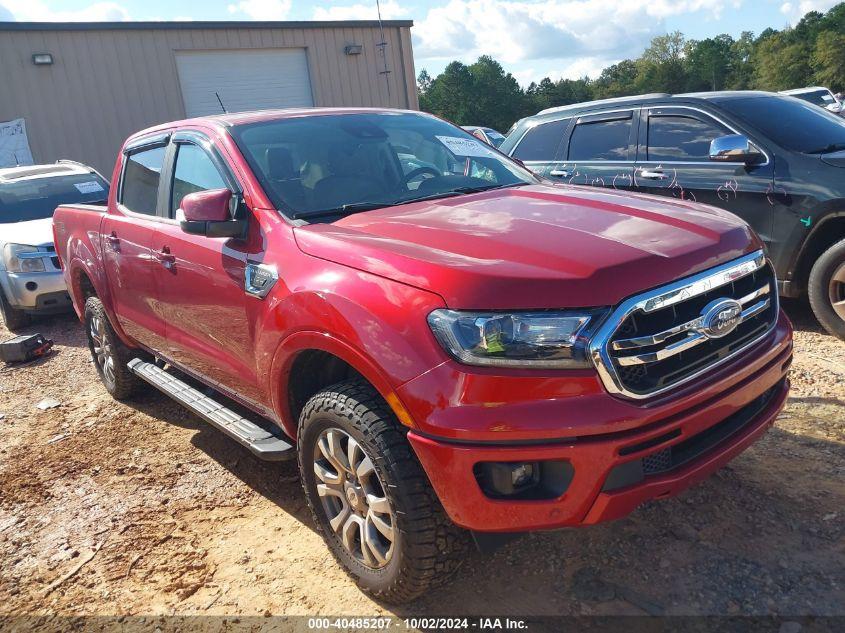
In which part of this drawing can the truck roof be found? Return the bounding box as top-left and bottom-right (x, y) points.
(0, 161), (96, 183)
(126, 107), (421, 143)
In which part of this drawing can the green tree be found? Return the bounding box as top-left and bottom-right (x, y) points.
(685, 35), (734, 91)
(812, 30), (845, 91)
(752, 35), (812, 90)
(592, 60), (638, 98)
(636, 32), (688, 93)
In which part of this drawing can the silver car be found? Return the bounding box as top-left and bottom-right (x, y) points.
(0, 161), (109, 330)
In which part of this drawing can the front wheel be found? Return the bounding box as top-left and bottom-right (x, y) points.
(0, 289), (30, 331)
(298, 379), (467, 603)
(808, 238), (845, 341)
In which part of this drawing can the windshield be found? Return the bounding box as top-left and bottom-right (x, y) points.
(720, 95), (845, 154)
(0, 172), (109, 223)
(791, 90), (835, 107)
(230, 112), (536, 221)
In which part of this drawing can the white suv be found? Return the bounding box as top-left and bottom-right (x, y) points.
(780, 86), (844, 116)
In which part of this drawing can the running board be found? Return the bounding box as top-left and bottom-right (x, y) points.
(127, 358), (294, 461)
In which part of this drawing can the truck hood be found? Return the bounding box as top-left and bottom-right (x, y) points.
(294, 184), (758, 310)
(0, 218), (55, 247)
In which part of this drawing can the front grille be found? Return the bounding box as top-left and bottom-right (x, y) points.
(642, 447), (672, 474)
(591, 251), (778, 399)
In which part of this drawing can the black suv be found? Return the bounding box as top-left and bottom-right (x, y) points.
(500, 91), (845, 340)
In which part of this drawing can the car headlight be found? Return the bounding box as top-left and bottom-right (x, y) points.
(3, 243), (46, 273)
(427, 308), (606, 368)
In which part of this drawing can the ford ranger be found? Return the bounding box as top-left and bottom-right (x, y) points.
(53, 109), (793, 603)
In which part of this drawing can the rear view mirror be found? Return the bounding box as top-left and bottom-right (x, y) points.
(179, 189), (246, 239)
(709, 134), (762, 164)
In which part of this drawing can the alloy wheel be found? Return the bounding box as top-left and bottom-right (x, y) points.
(89, 314), (115, 387)
(313, 428), (395, 569)
(829, 262), (845, 321)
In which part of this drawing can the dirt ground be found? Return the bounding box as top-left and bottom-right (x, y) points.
(0, 299), (842, 619)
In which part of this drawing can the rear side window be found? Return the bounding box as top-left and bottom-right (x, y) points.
(647, 115), (727, 162)
(120, 146), (165, 216)
(170, 143), (227, 217)
(568, 118), (631, 161)
(511, 118), (570, 161)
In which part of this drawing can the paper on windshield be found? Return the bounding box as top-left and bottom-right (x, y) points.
(435, 135), (496, 158)
(74, 181), (105, 194)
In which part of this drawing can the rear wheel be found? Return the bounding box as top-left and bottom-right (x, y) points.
(0, 289), (30, 331)
(298, 379), (467, 603)
(808, 238), (845, 341)
(84, 296), (141, 399)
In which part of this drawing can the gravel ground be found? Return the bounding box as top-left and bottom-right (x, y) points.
(0, 298), (842, 619)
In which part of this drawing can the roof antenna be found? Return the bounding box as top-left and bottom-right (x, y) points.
(14, 151), (20, 167)
(215, 92), (228, 114)
(375, 0), (391, 99)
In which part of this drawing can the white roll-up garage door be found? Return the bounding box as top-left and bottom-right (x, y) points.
(175, 48), (314, 118)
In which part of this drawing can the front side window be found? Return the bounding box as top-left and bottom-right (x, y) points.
(568, 118), (631, 161)
(230, 112), (535, 221)
(511, 119), (569, 161)
(170, 143), (227, 218)
(0, 171), (109, 223)
(120, 145), (166, 216)
(647, 115), (728, 162)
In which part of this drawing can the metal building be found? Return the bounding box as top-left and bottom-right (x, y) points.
(0, 20), (418, 174)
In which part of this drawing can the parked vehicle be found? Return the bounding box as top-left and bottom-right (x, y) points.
(462, 125), (506, 147)
(501, 91), (845, 340)
(54, 109), (792, 602)
(1, 161), (108, 330)
(780, 86), (844, 116)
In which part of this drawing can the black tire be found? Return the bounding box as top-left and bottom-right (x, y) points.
(0, 288), (30, 331)
(808, 238), (845, 341)
(298, 379), (468, 603)
(84, 296), (141, 400)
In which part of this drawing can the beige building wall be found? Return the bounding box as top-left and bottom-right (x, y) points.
(0, 21), (418, 174)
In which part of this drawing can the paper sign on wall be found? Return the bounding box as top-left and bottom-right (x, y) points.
(0, 118), (34, 168)
(435, 135), (496, 158)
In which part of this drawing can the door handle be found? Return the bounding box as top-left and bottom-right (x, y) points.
(155, 246), (176, 268)
(637, 168), (667, 180)
(549, 169), (570, 178)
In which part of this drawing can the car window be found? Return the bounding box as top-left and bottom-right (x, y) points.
(0, 172), (109, 223)
(170, 143), (227, 218)
(120, 146), (166, 216)
(230, 112), (535, 220)
(793, 90), (834, 107)
(568, 118), (631, 161)
(511, 119), (570, 161)
(719, 95), (845, 154)
(647, 115), (728, 162)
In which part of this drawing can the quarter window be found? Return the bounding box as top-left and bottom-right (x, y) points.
(568, 118), (631, 161)
(120, 146), (166, 216)
(170, 143), (227, 217)
(647, 115), (727, 162)
(512, 119), (570, 161)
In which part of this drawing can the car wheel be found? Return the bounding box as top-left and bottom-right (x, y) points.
(84, 296), (141, 399)
(808, 238), (845, 341)
(298, 379), (468, 603)
(0, 288), (30, 331)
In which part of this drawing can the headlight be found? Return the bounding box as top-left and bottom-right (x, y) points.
(3, 243), (46, 273)
(427, 308), (606, 368)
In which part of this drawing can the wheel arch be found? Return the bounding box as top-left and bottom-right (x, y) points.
(792, 211), (845, 295)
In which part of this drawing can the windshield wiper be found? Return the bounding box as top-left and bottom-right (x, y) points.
(806, 142), (845, 154)
(292, 182), (530, 221)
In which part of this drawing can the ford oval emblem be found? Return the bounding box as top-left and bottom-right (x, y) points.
(699, 298), (743, 339)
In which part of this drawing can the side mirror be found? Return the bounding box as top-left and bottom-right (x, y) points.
(825, 102), (842, 113)
(709, 134), (761, 164)
(179, 189), (246, 239)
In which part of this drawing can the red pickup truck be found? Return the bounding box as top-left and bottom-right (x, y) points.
(53, 108), (793, 602)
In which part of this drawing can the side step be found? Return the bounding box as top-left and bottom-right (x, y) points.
(127, 358), (295, 461)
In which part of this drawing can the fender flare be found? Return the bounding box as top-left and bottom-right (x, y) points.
(791, 209), (845, 281)
(67, 257), (132, 345)
(268, 330), (416, 439)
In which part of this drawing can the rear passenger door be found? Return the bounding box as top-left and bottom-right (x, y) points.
(559, 109), (637, 192)
(635, 106), (775, 245)
(509, 117), (571, 178)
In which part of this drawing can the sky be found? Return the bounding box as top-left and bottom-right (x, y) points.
(0, 0), (840, 86)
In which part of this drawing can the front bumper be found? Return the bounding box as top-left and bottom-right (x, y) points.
(2, 270), (71, 312)
(404, 311), (792, 532)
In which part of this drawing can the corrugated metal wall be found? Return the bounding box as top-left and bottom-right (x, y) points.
(0, 21), (418, 174)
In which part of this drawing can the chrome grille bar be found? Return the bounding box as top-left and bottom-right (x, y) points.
(612, 283), (770, 351)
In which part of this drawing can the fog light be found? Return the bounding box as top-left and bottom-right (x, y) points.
(511, 463), (534, 487)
